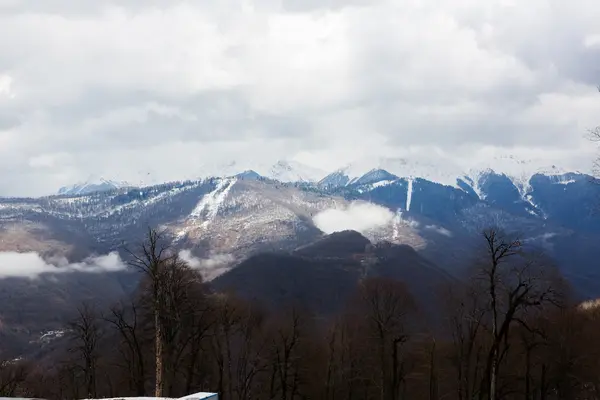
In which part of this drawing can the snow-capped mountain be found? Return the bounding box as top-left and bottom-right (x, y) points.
(464, 154), (575, 200)
(55, 160), (327, 196)
(320, 155), (466, 188)
(57, 175), (131, 196)
(3, 154), (598, 300)
(319, 154), (586, 209)
(187, 159), (327, 183)
(259, 160), (327, 183)
(1, 161), (600, 354)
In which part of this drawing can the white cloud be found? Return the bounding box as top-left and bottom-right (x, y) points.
(313, 201), (394, 234)
(179, 249), (234, 281)
(0, 251), (126, 279)
(0, 0), (599, 196)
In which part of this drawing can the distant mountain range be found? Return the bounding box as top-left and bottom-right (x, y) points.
(0, 156), (598, 355)
(53, 154), (578, 195)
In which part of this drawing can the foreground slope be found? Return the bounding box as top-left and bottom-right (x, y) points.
(213, 230), (453, 322)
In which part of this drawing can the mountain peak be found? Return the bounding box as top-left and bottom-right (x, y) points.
(261, 159), (327, 183)
(57, 175), (131, 196)
(322, 156), (466, 188)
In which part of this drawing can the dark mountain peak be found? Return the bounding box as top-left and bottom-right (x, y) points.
(318, 170), (351, 188)
(212, 240), (453, 319)
(293, 230), (371, 258)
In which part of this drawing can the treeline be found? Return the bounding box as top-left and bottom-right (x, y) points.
(1, 228), (600, 399)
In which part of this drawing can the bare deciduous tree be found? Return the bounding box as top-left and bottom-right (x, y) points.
(105, 299), (148, 396)
(442, 282), (487, 400)
(125, 227), (174, 398)
(353, 277), (417, 400)
(0, 360), (30, 397)
(479, 228), (560, 400)
(68, 302), (103, 399)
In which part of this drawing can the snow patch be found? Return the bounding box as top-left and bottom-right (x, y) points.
(190, 178), (236, 228)
(391, 210), (420, 242)
(371, 179), (395, 189)
(406, 179), (413, 211)
(330, 156), (464, 189)
(424, 224), (452, 237)
(57, 175), (130, 196)
(263, 160), (327, 182)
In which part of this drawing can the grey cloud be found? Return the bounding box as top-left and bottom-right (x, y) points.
(0, 0), (599, 196)
(36, 89), (312, 155)
(0, 114), (19, 130)
(0, 0), (178, 15)
(280, 0), (374, 12)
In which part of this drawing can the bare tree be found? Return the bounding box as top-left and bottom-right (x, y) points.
(125, 227), (174, 397)
(158, 258), (206, 397)
(125, 227), (209, 397)
(323, 314), (365, 400)
(105, 299), (148, 396)
(442, 282), (487, 400)
(0, 360), (30, 397)
(68, 302), (103, 399)
(479, 228), (559, 400)
(353, 277), (417, 400)
(232, 303), (268, 400)
(266, 306), (312, 400)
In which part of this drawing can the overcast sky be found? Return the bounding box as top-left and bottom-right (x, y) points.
(1, 0), (599, 196)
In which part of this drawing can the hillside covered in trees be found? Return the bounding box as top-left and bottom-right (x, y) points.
(0, 227), (597, 400)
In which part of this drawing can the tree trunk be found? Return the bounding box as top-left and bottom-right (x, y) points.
(489, 344), (497, 400)
(155, 305), (164, 398)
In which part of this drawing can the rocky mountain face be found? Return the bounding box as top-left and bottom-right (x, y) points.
(0, 161), (599, 354)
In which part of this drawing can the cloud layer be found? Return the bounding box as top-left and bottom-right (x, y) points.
(1, 0), (599, 195)
(179, 249), (234, 281)
(0, 251), (127, 279)
(313, 201), (395, 234)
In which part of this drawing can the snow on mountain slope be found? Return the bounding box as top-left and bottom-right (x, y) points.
(5, 176), (425, 261)
(321, 156), (466, 188)
(186, 159), (326, 183)
(57, 175), (131, 196)
(259, 160), (327, 182)
(406, 179), (414, 211)
(54, 160), (325, 198)
(466, 154), (570, 199)
(189, 178), (237, 226)
(320, 153), (588, 211)
(167, 178), (425, 259)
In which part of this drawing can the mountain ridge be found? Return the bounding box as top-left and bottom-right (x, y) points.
(49, 155), (590, 199)
(0, 162), (598, 353)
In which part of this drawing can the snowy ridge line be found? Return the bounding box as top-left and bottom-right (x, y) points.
(0, 180), (208, 221)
